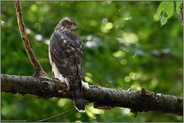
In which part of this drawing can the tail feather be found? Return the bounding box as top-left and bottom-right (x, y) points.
(72, 94), (85, 112)
(69, 76), (85, 112)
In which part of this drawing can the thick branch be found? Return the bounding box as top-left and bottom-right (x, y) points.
(15, 1), (48, 78)
(1, 74), (183, 116)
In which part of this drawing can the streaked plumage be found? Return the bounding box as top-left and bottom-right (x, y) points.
(49, 17), (85, 112)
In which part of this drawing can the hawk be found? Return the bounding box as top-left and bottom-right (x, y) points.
(49, 17), (88, 112)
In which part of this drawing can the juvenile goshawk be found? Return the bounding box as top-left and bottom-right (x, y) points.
(49, 17), (88, 112)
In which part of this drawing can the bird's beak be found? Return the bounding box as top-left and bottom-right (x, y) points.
(72, 24), (77, 30)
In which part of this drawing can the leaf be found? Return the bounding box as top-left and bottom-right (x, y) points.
(176, 1), (183, 14)
(160, 11), (168, 26)
(157, 2), (174, 26)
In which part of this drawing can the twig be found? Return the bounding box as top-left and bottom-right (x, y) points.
(35, 108), (74, 122)
(15, 1), (48, 78)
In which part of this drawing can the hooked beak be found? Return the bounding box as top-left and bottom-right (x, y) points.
(72, 25), (77, 30)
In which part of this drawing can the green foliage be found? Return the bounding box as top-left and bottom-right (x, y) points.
(1, 1), (183, 122)
(157, 1), (183, 26)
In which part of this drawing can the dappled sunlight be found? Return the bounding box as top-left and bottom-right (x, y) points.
(86, 104), (104, 120)
(129, 72), (136, 80)
(30, 4), (38, 12)
(112, 50), (125, 58)
(102, 18), (108, 24)
(75, 113), (82, 119)
(122, 11), (132, 21)
(57, 99), (69, 107)
(101, 18), (113, 33)
(131, 83), (141, 90)
(89, 20), (98, 26)
(121, 108), (131, 115)
(124, 76), (131, 83)
(101, 22), (113, 33)
(1, 20), (5, 26)
(117, 32), (138, 45)
(25, 28), (31, 34)
(150, 77), (158, 88)
(86, 41), (98, 48)
(124, 72), (142, 83)
(44, 39), (50, 45)
(153, 14), (160, 22)
(120, 59), (127, 65)
(35, 34), (43, 41)
(84, 72), (94, 83)
(85, 35), (104, 48)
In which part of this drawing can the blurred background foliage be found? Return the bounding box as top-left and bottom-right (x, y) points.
(1, 1), (183, 122)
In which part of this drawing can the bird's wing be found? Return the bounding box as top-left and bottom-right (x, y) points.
(49, 30), (83, 78)
(49, 30), (85, 111)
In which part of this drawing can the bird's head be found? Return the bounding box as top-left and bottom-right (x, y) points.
(55, 17), (77, 31)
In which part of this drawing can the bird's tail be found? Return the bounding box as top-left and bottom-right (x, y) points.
(69, 75), (85, 112)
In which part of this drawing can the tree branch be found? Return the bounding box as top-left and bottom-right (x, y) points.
(15, 1), (48, 78)
(1, 74), (183, 116)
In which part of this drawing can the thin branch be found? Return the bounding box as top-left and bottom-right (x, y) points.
(15, 1), (48, 78)
(36, 108), (75, 122)
(1, 74), (183, 116)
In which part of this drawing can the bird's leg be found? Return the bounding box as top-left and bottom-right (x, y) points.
(58, 74), (70, 90)
(64, 78), (70, 90)
(82, 81), (89, 90)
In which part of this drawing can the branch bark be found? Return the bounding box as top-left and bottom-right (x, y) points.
(1, 74), (183, 116)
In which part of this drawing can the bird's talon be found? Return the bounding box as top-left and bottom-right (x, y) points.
(82, 81), (89, 90)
